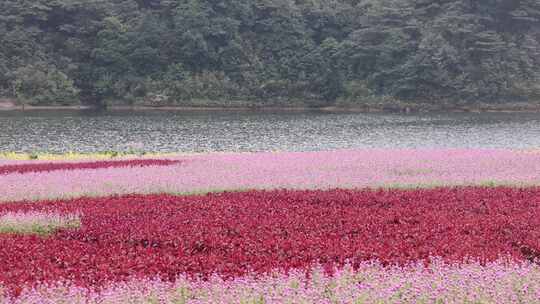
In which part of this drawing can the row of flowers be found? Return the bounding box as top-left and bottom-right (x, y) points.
(0, 159), (181, 175)
(3, 260), (540, 303)
(1, 149), (540, 202)
(0, 151), (177, 162)
(1, 187), (540, 295)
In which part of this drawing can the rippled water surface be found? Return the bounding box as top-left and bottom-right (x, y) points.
(0, 110), (539, 153)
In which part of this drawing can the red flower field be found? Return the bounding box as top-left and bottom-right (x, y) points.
(1, 187), (540, 294)
(0, 159), (181, 175)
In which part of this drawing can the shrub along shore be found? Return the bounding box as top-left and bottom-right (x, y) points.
(2, 100), (540, 113)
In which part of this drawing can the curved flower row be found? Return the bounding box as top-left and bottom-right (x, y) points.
(0, 159), (182, 175)
(1, 187), (540, 294)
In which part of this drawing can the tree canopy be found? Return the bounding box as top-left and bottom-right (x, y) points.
(0, 0), (539, 107)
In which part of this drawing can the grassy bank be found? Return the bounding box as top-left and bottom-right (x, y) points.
(2, 100), (540, 113)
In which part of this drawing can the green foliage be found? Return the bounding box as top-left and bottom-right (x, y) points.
(0, 0), (538, 107)
(12, 63), (79, 105)
(0, 213), (80, 236)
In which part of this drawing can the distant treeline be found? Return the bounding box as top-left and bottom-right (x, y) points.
(1, 0), (539, 108)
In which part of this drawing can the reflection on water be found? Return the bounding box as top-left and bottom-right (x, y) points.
(0, 110), (539, 153)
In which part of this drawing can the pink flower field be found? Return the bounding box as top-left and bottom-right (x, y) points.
(1, 149), (539, 202)
(4, 260), (540, 304)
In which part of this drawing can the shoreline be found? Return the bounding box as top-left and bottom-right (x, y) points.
(1, 102), (540, 113)
(2, 148), (540, 163)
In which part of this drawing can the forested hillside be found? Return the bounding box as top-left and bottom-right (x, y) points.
(1, 0), (539, 108)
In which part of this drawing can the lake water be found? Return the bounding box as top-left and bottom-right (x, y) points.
(0, 110), (539, 153)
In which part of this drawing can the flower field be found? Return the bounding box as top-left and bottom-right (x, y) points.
(1, 149), (540, 303)
(1, 149), (540, 203)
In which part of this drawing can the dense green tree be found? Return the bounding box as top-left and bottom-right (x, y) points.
(12, 63), (79, 105)
(0, 0), (538, 107)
